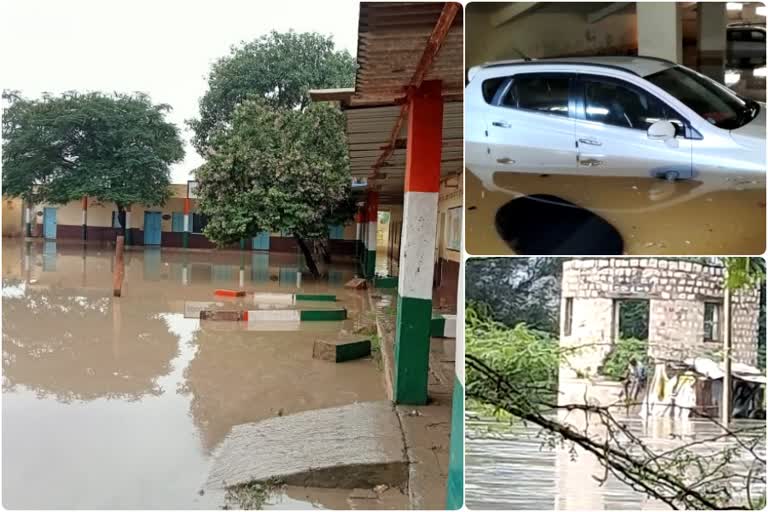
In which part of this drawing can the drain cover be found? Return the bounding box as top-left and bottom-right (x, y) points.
(495, 194), (624, 255)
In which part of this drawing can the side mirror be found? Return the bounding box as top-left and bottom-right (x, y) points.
(647, 120), (676, 141)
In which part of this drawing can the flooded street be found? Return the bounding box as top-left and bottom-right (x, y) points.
(465, 414), (766, 510)
(2, 239), (392, 509)
(465, 171), (766, 255)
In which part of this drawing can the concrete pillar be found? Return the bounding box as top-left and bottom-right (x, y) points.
(183, 198), (191, 248)
(354, 209), (363, 263)
(393, 80), (443, 405)
(697, 2), (727, 83)
(446, 261), (464, 509)
(359, 206), (367, 275)
(81, 196), (88, 241)
(365, 190), (379, 279)
(637, 2), (683, 63)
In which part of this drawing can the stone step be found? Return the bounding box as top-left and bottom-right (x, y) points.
(313, 337), (372, 362)
(206, 401), (408, 490)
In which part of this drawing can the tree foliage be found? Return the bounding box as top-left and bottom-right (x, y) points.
(2, 91), (184, 211)
(188, 30), (356, 153)
(194, 100), (352, 245)
(466, 258), (563, 334)
(600, 337), (648, 381)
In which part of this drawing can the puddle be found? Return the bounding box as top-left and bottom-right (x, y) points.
(465, 171), (766, 255)
(466, 414), (766, 510)
(2, 239), (396, 509)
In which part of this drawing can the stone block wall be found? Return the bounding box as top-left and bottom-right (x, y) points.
(560, 258), (760, 377)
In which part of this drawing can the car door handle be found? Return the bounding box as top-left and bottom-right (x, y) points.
(579, 158), (604, 167)
(578, 137), (602, 146)
(492, 121), (512, 128)
(496, 157), (515, 164)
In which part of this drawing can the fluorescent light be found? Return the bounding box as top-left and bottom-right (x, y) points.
(725, 70), (742, 85)
(727, 2), (743, 11)
(753, 66), (767, 77)
(757, 5), (767, 16)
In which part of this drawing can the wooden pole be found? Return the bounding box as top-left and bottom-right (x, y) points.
(113, 235), (125, 297)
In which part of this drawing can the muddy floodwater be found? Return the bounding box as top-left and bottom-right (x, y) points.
(466, 414), (766, 510)
(2, 239), (395, 509)
(465, 171), (766, 255)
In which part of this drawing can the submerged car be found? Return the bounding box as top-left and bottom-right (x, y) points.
(466, 56), (766, 193)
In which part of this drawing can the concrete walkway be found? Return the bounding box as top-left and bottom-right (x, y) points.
(206, 401), (408, 490)
(370, 289), (455, 510)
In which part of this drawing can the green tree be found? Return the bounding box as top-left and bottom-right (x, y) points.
(188, 30), (356, 154)
(2, 91), (184, 232)
(194, 100), (352, 276)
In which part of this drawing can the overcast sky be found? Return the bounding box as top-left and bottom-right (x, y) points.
(2, 0), (359, 182)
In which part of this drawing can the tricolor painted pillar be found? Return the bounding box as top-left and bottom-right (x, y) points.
(393, 80), (443, 405)
(24, 203), (32, 238)
(360, 204), (368, 274)
(124, 207), (132, 245)
(446, 263), (464, 509)
(183, 198), (191, 249)
(365, 190), (378, 278)
(354, 209), (363, 262)
(81, 196), (88, 241)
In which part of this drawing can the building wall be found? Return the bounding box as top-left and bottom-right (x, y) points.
(560, 258), (761, 377)
(10, 191), (358, 253)
(2, 197), (24, 237)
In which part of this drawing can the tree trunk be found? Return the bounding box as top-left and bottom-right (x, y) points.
(113, 235), (125, 297)
(296, 237), (320, 278)
(318, 239), (332, 264)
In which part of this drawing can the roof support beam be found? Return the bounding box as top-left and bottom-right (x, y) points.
(490, 2), (538, 27)
(370, 2), (460, 178)
(586, 2), (630, 24)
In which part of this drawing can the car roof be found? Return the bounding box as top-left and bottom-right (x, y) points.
(477, 56), (677, 78)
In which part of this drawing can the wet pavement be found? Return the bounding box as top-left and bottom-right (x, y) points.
(2, 239), (404, 509)
(465, 171), (765, 255)
(465, 414), (766, 510)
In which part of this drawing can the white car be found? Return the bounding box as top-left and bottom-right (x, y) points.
(466, 56), (765, 195)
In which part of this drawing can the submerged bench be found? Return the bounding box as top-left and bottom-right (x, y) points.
(253, 292), (337, 304)
(313, 337), (371, 362)
(200, 308), (347, 322)
(430, 313), (457, 338)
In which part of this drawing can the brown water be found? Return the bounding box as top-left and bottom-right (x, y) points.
(465, 414), (766, 510)
(465, 171), (766, 256)
(2, 239), (398, 509)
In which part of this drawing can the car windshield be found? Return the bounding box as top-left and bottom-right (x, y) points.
(644, 65), (759, 130)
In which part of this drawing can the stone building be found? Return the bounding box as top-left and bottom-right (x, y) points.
(559, 258), (761, 378)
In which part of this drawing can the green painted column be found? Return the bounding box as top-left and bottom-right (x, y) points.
(446, 264), (464, 509)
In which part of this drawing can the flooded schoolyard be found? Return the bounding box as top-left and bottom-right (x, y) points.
(465, 413), (766, 510)
(2, 239), (398, 509)
(465, 171), (766, 255)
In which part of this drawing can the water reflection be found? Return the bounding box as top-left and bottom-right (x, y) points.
(466, 415), (766, 510)
(2, 239), (382, 509)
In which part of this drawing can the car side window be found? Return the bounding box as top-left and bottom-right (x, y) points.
(481, 77), (506, 104)
(728, 29), (744, 41)
(583, 79), (683, 132)
(500, 75), (570, 117)
(750, 30), (765, 42)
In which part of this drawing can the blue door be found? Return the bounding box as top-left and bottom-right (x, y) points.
(252, 231), (270, 250)
(43, 208), (57, 239)
(143, 212), (162, 245)
(251, 253), (270, 282)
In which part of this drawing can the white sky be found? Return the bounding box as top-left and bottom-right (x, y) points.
(2, 0), (359, 182)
